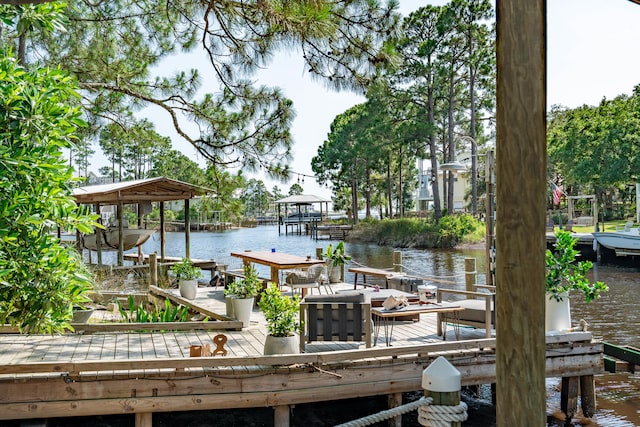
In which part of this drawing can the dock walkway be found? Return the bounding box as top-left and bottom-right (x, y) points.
(0, 283), (603, 426)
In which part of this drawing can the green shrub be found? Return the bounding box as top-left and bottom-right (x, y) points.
(258, 284), (300, 337)
(118, 295), (193, 323)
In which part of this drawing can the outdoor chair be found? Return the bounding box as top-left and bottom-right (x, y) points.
(437, 284), (495, 339)
(299, 291), (372, 351)
(285, 263), (330, 297)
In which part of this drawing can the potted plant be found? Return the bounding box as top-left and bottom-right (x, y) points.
(323, 241), (351, 283)
(258, 283), (301, 355)
(230, 264), (262, 328)
(545, 230), (608, 332)
(223, 279), (240, 318)
(171, 258), (203, 300)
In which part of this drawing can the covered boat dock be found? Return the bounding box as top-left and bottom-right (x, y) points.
(72, 177), (213, 266)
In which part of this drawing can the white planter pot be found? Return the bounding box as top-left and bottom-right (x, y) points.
(231, 297), (254, 328)
(72, 308), (94, 323)
(225, 295), (236, 318)
(179, 279), (198, 300)
(264, 334), (300, 355)
(327, 260), (342, 283)
(545, 292), (571, 333)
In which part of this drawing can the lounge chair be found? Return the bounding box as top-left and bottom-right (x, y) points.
(437, 284), (495, 339)
(299, 291), (372, 351)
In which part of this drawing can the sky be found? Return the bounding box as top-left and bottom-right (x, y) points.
(90, 0), (640, 205)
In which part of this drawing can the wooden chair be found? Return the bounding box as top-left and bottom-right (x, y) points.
(437, 284), (496, 339)
(299, 291), (372, 351)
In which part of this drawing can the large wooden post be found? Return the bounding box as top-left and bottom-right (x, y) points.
(393, 251), (402, 273)
(496, 0), (547, 425)
(464, 258), (476, 293)
(185, 198), (191, 259)
(117, 199), (124, 266)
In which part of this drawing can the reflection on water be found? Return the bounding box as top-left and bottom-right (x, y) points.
(88, 225), (639, 425)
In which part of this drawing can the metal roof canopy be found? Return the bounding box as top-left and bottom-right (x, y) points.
(274, 194), (331, 205)
(275, 194), (331, 235)
(72, 177), (211, 206)
(72, 177), (213, 266)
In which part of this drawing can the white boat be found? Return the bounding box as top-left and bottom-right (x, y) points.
(592, 223), (640, 256)
(82, 228), (156, 251)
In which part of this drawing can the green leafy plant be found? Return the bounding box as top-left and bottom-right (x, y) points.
(258, 283), (301, 337)
(323, 241), (351, 266)
(546, 230), (608, 302)
(117, 295), (193, 323)
(170, 258), (203, 281)
(232, 264), (262, 299)
(0, 53), (100, 334)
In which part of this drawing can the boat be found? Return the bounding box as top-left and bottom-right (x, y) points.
(81, 228), (156, 251)
(592, 222), (640, 256)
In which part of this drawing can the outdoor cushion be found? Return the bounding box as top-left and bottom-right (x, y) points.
(304, 291), (369, 303)
(457, 298), (495, 323)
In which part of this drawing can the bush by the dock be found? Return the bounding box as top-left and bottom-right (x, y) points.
(348, 214), (484, 249)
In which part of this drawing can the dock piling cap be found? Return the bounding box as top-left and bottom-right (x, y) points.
(422, 356), (461, 392)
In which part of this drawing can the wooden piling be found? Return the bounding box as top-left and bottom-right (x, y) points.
(388, 392), (402, 427)
(149, 253), (157, 287)
(393, 251), (402, 273)
(135, 412), (152, 427)
(580, 375), (596, 418)
(274, 405), (290, 426)
(560, 376), (579, 422)
(423, 390), (462, 427)
(464, 258), (476, 293)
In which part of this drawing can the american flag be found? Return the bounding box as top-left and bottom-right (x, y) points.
(552, 183), (562, 206)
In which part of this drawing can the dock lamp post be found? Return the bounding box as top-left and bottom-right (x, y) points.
(460, 136), (479, 217)
(440, 153), (468, 214)
(485, 150), (495, 286)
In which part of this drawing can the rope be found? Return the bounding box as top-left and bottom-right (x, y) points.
(418, 401), (468, 427)
(335, 397), (432, 427)
(335, 397), (468, 427)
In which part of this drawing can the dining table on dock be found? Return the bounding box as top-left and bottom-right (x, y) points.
(230, 251), (325, 285)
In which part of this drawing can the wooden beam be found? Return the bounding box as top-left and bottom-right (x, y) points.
(495, 0), (547, 425)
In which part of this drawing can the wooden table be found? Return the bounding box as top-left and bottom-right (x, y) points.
(371, 302), (463, 346)
(230, 251), (324, 285)
(348, 266), (407, 290)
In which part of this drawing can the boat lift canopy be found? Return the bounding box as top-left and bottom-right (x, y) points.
(72, 177), (213, 265)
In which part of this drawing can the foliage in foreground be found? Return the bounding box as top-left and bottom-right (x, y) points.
(0, 55), (99, 333)
(117, 295), (192, 323)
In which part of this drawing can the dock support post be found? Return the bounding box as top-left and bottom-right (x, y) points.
(274, 405), (290, 427)
(393, 251), (402, 273)
(135, 412), (152, 427)
(388, 392), (402, 427)
(464, 258), (476, 293)
(560, 376), (579, 422)
(580, 375), (596, 418)
(149, 253), (157, 287)
(422, 356), (465, 427)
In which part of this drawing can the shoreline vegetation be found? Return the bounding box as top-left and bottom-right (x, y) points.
(345, 214), (485, 249)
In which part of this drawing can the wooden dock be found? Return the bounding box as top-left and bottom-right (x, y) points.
(0, 284), (604, 426)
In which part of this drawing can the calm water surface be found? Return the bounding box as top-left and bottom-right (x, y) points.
(102, 225), (639, 426)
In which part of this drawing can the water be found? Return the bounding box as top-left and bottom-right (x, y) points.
(90, 225), (639, 426)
